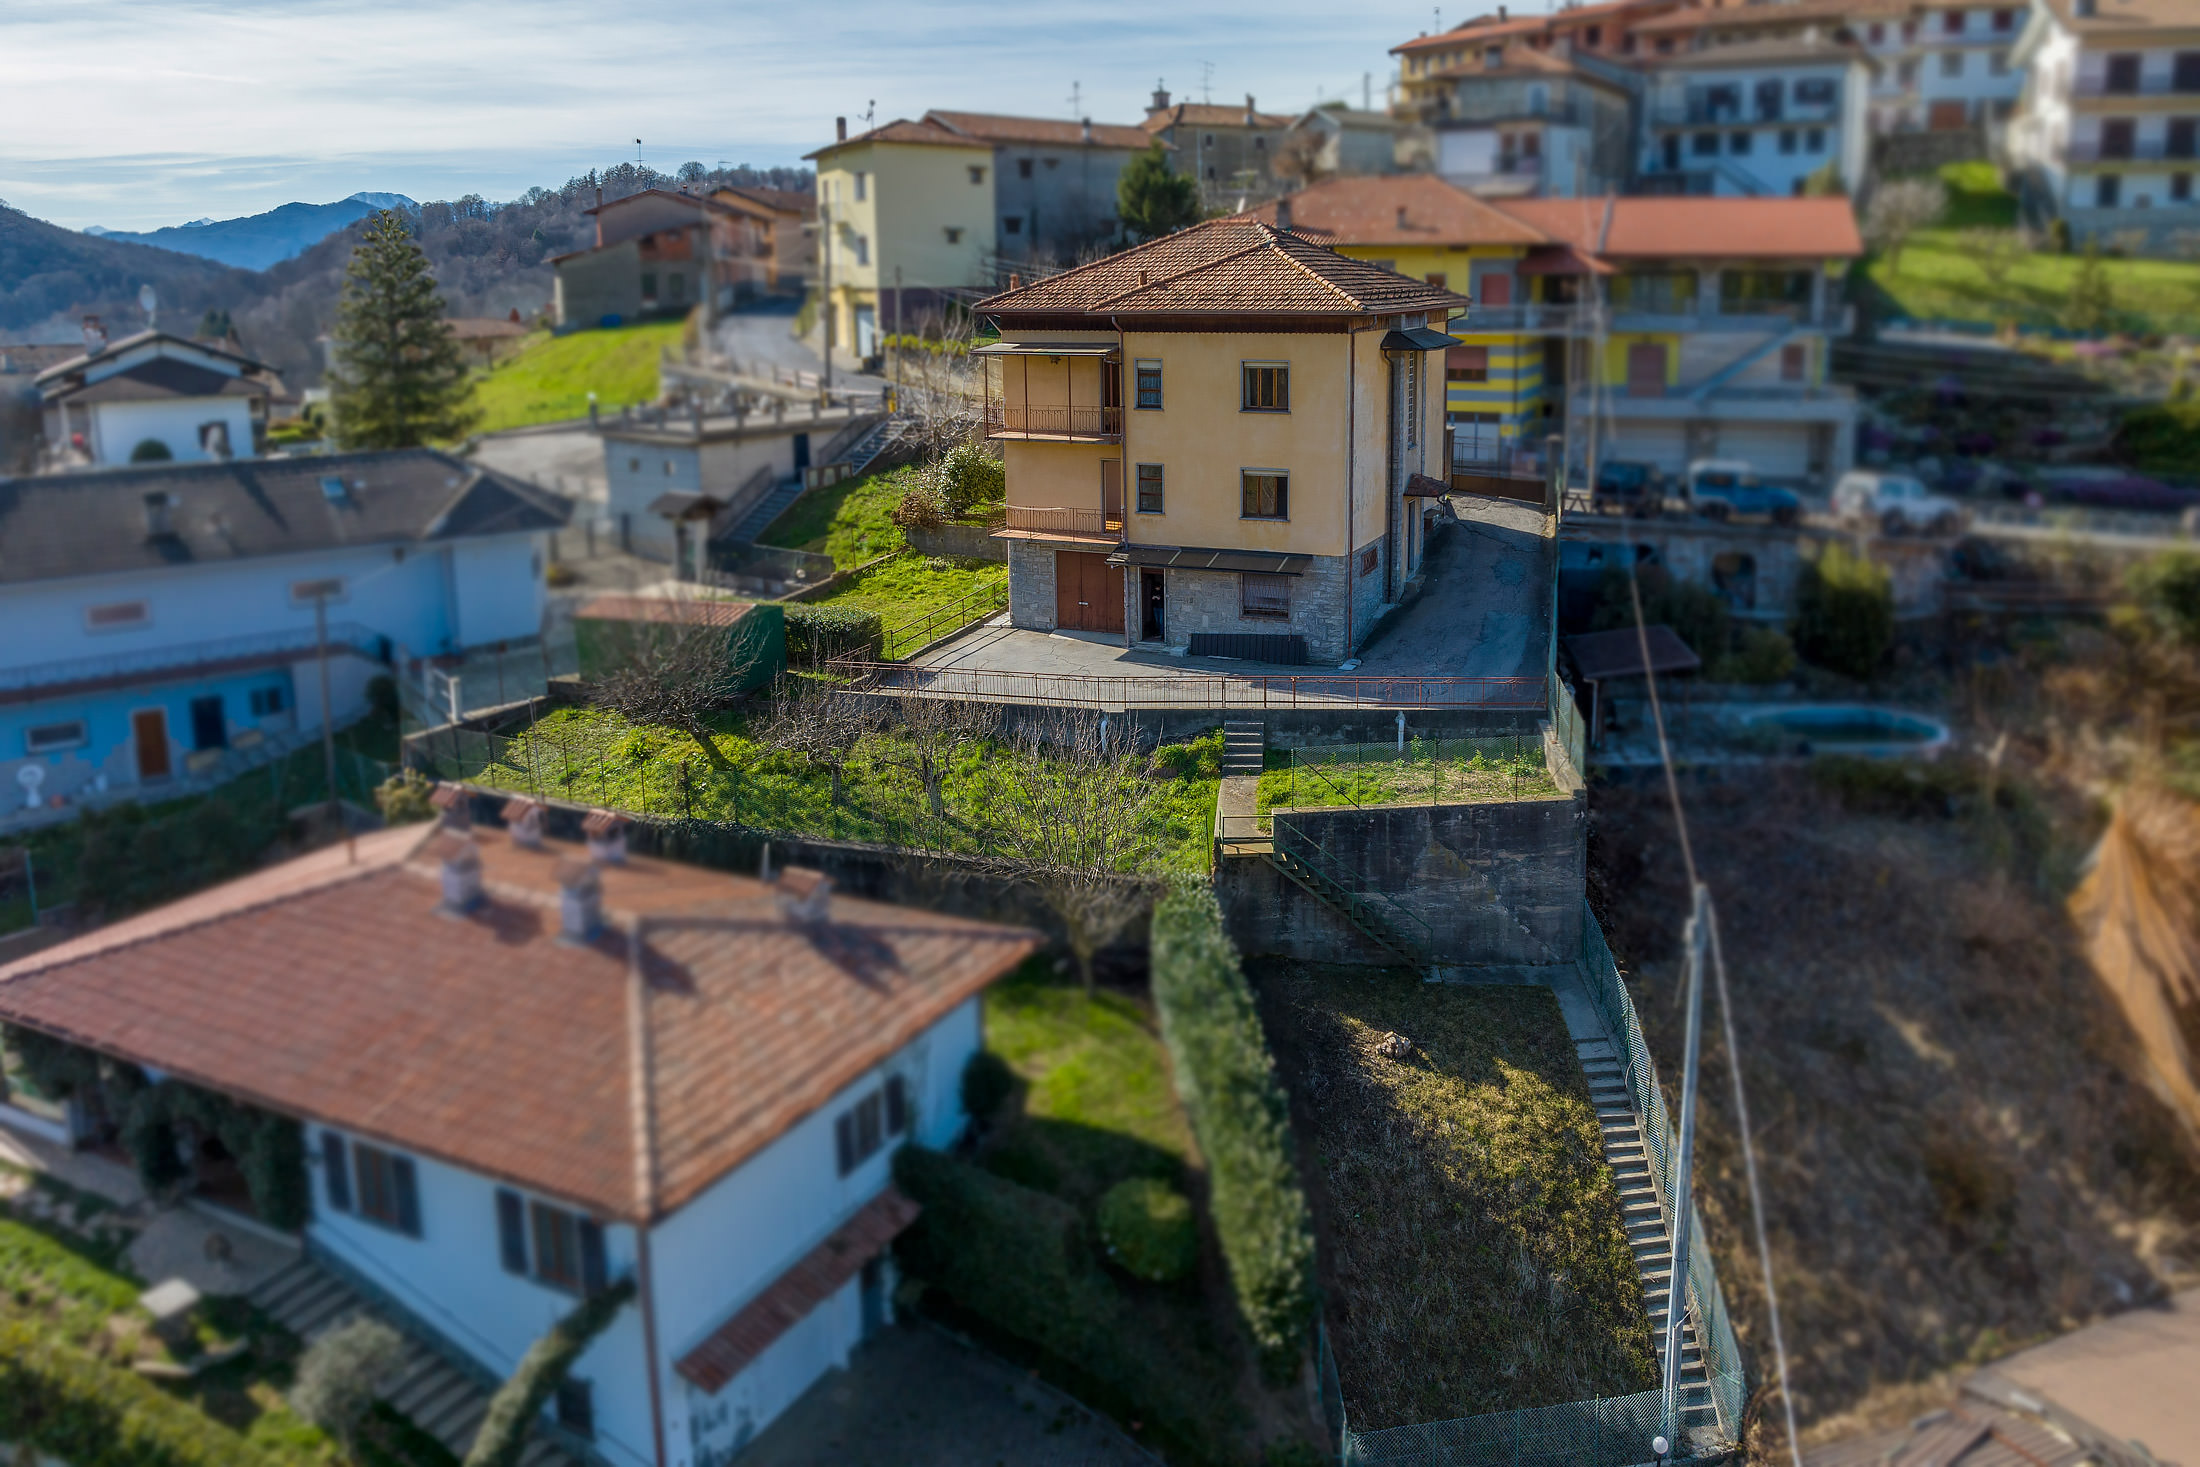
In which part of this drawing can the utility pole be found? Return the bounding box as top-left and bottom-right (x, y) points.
(1660, 883), (1711, 1456)
(312, 591), (341, 838)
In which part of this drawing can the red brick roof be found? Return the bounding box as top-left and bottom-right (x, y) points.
(804, 119), (993, 160)
(574, 593), (756, 626)
(1141, 102), (1293, 132)
(977, 218), (1469, 319)
(1494, 195), (1864, 260)
(925, 110), (1153, 151)
(0, 826), (1038, 1220)
(675, 1184), (920, 1392)
(1392, 0), (1679, 54)
(1240, 175), (1547, 248)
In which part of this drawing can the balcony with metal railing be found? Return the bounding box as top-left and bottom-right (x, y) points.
(982, 403), (1125, 442)
(2075, 70), (2200, 100)
(1000, 504), (1124, 540)
(2068, 135), (2200, 162)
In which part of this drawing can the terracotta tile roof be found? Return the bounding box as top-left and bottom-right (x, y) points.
(1433, 43), (1610, 81)
(675, 1185), (920, 1392)
(0, 826), (1038, 1220)
(804, 119), (993, 160)
(1632, 0), (1910, 36)
(1393, 0), (1678, 53)
(976, 218), (1469, 319)
(1641, 33), (1875, 67)
(2037, 0), (2200, 29)
(573, 593), (757, 627)
(924, 110), (1153, 151)
(1141, 103), (1294, 133)
(1494, 195), (1864, 260)
(1243, 177), (1549, 249)
(714, 185), (814, 220)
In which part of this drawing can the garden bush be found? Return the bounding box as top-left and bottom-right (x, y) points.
(0, 1314), (279, 1466)
(933, 442), (1005, 517)
(1096, 1177), (1197, 1283)
(375, 769), (439, 825)
(1589, 565), (1731, 663)
(291, 1315), (408, 1443)
(73, 797), (281, 919)
(1149, 883), (1316, 1370)
(2128, 549), (2200, 646)
(1154, 727), (1225, 780)
(960, 1050), (1015, 1123)
(1793, 542), (1894, 681)
(1712, 626), (1798, 685)
(781, 603), (883, 665)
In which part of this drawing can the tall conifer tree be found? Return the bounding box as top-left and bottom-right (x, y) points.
(329, 210), (475, 448)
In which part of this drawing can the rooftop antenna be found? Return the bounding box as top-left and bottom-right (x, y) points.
(864, 99), (876, 131)
(1434, 6), (1442, 33)
(137, 283), (156, 331)
(1200, 60), (1214, 103)
(1364, 71), (1372, 110)
(635, 138), (643, 170)
(1067, 79), (1082, 117)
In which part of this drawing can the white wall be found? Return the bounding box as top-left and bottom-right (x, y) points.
(90, 396), (255, 466)
(449, 537), (545, 647)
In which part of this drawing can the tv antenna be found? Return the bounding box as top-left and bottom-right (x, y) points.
(635, 138), (644, 168)
(1200, 60), (1214, 103)
(1067, 79), (1082, 117)
(863, 99), (876, 131)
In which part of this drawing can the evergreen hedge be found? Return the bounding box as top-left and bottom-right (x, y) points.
(781, 604), (883, 665)
(0, 1314), (277, 1467)
(1149, 883), (1316, 1369)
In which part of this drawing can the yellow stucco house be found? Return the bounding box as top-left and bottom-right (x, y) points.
(973, 220), (1464, 666)
(804, 119), (997, 356)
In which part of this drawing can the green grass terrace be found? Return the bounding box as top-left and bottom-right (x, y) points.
(1255, 737), (1561, 826)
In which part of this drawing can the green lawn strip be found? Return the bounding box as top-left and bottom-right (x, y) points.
(463, 706), (1217, 872)
(465, 321), (683, 435)
(807, 554), (1008, 654)
(758, 465), (917, 566)
(1256, 964), (1656, 1430)
(1256, 743), (1558, 814)
(1859, 233), (2200, 335)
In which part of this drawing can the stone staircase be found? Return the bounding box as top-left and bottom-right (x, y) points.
(1572, 1037), (1717, 1437)
(250, 1258), (578, 1467)
(842, 413), (916, 476)
(722, 474), (805, 545)
(1220, 719), (1265, 775)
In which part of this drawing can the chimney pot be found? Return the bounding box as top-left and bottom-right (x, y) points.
(1244, 93), (1257, 126)
(141, 491), (175, 539)
(434, 833), (484, 912)
(582, 807), (629, 864)
(1009, 272), (1021, 289)
(82, 315), (107, 354)
(555, 857), (603, 941)
(1275, 196), (1294, 232)
(431, 782), (473, 830)
(1081, 117), (1094, 143)
(775, 866), (834, 924)
(502, 796), (547, 848)
(836, 116), (848, 142)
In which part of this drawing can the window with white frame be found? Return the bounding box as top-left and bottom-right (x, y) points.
(25, 721), (86, 755)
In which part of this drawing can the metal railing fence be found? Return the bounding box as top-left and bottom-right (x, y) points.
(873, 582), (1010, 662)
(825, 666), (1546, 712)
(1271, 817), (1436, 964)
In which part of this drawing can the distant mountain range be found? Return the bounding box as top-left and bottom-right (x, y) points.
(83, 192), (419, 271)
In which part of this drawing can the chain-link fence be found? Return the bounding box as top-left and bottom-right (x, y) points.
(1348, 1388), (1669, 1467)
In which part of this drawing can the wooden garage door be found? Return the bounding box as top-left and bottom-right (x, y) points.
(1054, 552), (1124, 633)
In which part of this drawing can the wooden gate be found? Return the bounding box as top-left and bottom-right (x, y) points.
(1054, 551), (1124, 633)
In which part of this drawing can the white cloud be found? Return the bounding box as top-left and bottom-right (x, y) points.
(0, 0), (1441, 231)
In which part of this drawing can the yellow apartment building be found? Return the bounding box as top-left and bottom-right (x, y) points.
(973, 220), (1465, 665)
(805, 119), (997, 356)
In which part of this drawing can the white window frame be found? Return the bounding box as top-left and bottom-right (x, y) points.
(25, 720), (87, 755)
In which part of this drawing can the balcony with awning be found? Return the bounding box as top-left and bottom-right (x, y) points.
(975, 339), (1124, 443)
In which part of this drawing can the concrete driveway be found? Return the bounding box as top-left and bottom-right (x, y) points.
(1984, 1289), (2200, 1463)
(1355, 495), (1551, 680)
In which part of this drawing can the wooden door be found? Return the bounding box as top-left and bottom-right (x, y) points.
(1625, 343), (1669, 398)
(132, 709), (171, 781)
(1928, 100), (1970, 132)
(1100, 460), (1124, 531)
(1054, 552), (1124, 633)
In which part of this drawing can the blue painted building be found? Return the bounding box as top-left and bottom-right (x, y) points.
(0, 449), (568, 824)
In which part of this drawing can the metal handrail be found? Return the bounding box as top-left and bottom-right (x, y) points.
(984, 403), (1124, 439)
(1273, 817), (1436, 965)
(0, 621), (385, 696)
(825, 664), (1547, 711)
(874, 582), (1009, 661)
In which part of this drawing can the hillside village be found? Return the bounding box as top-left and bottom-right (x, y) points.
(5, 4), (2200, 1467)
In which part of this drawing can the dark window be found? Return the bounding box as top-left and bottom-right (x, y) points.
(1134, 359), (1162, 409)
(1805, 128), (1826, 153)
(556, 1380), (595, 1440)
(1944, 8), (1963, 32)
(1136, 463), (1165, 513)
(321, 1133), (351, 1212)
(1993, 7), (2015, 29)
(2107, 53), (2142, 94)
(1869, 22), (1885, 41)
(1241, 471), (1289, 519)
(496, 1189), (528, 1274)
(1018, 158), (1034, 178)
(1241, 573), (1291, 619)
(944, 226), (963, 244)
(354, 1144), (421, 1237)
(835, 1078), (908, 1175)
(1241, 363), (1289, 411)
(1447, 345), (1488, 382)
(2179, 53), (2200, 91)
(1781, 343), (1807, 381)
(2172, 118), (2198, 158)
(1692, 131), (1719, 157)
(249, 686), (287, 717)
(1794, 78), (1836, 106)
(968, 166), (985, 184)
(1002, 216), (1022, 235)
(1704, 83), (1740, 119)
(640, 271), (658, 298)
(1730, 131), (1753, 156)
(189, 696), (226, 752)
(1756, 78), (1784, 120)
(2102, 118), (2137, 158)
(1780, 129), (1798, 154)
(2176, 172), (2194, 201)
(2099, 173), (2123, 207)
(531, 1201), (583, 1291)
(884, 1075), (908, 1137)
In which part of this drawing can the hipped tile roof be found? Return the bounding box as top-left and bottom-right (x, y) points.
(1240, 175), (1547, 248)
(925, 110), (1153, 151)
(0, 826), (1038, 1220)
(804, 119), (993, 159)
(976, 218), (1469, 319)
(1496, 195), (1864, 259)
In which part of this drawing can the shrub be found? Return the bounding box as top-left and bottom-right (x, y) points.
(0, 1314), (280, 1466)
(934, 442), (1005, 517)
(1589, 565), (1730, 664)
(2128, 549), (2200, 646)
(888, 478), (948, 530)
(1153, 728), (1225, 780)
(1793, 542), (1894, 681)
(960, 1050), (1015, 1123)
(781, 603), (883, 665)
(291, 1316), (408, 1444)
(375, 770), (439, 825)
(73, 797), (281, 920)
(1149, 883), (1316, 1370)
(1713, 626), (1798, 685)
(1096, 1177), (1197, 1283)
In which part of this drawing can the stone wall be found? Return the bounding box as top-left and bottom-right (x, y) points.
(1217, 791), (1586, 969)
(1159, 551), (1353, 664)
(1007, 539), (1058, 631)
(904, 523), (1006, 563)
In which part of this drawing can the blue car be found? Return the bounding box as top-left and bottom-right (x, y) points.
(1684, 460), (1802, 525)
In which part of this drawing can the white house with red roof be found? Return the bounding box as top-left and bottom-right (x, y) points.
(0, 809), (1038, 1466)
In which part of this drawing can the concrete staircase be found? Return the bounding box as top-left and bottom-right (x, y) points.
(1573, 1037), (1717, 1437)
(842, 413), (916, 476)
(1221, 719), (1265, 775)
(722, 474), (805, 545)
(250, 1258), (577, 1467)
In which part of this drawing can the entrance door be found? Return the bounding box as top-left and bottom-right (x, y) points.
(1141, 570), (1166, 640)
(132, 709), (171, 781)
(189, 695), (226, 751)
(792, 432), (811, 472)
(854, 305), (877, 356)
(1626, 343), (1669, 398)
(1054, 552), (1124, 633)
(1928, 100), (1970, 132)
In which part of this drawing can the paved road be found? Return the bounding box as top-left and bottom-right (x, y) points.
(714, 297), (886, 394)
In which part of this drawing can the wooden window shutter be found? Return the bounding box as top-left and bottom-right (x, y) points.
(496, 1189), (528, 1274)
(885, 1075), (908, 1136)
(321, 1133), (351, 1213)
(579, 1219), (608, 1295)
(392, 1156), (422, 1237)
(835, 1112), (857, 1176)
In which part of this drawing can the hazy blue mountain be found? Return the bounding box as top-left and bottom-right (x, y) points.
(85, 193), (419, 270)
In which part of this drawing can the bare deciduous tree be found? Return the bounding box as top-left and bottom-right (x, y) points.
(886, 695), (999, 838)
(894, 318), (984, 462)
(585, 590), (768, 769)
(992, 710), (1163, 993)
(1863, 178), (1948, 274)
(1962, 227), (2029, 294)
(759, 667), (874, 813)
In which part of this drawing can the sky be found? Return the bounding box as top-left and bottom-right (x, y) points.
(0, 0), (1487, 234)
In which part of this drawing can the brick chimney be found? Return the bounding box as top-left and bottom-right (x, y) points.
(1275, 196), (1293, 232)
(775, 866), (834, 924)
(555, 857), (602, 941)
(837, 116), (848, 142)
(432, 782), (472, 831)
(583, 808), (629, 864)
(1244, 94), (1257, 126)
(434, 833), (484, 912)
(502, 795), (547, 849)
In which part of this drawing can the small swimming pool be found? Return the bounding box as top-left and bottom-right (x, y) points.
(1734, 704), (1951, 758)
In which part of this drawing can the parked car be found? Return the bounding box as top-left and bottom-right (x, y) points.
(1831, 470), (1967, 536)
(1682, 460), (1802, 525)
(1592, 460), (1661, 516)
(2034, 467), (2200, 514)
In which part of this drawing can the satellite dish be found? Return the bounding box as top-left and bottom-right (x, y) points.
(138, 282), (157, 327)
(16, 763), (45, 810)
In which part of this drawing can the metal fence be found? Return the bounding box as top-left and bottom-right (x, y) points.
(827, 666), (1547, 712)
(873, 581), (1010, 662)
(1348, 1387), (1670, 1467)
(1268, 736), (1554, 814)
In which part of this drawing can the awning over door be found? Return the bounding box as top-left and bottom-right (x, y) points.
(1106, 544), (1312, 576)
(972, 341), (1121, 358)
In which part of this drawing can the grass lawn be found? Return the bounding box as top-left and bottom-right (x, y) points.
(1257, 738), (1559, 817)
(758, 464), (919, 568)
(450, 704), (1219, 872)
(466, 320), (684, 435)
(1859, 162), (2200, 334)
(1257, 965), (1655, 1430)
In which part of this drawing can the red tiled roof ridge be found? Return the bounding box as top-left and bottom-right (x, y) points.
(1257, 234), (1369, 312)
(1086, 231), (1290, 307)
(0, 824), (431, 988)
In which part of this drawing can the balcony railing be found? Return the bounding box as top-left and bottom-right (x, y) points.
(2075, 73), (2200, 99)
(1647, 102), (1839, 128)
(2068, 136), (2199, 162)
(1002, 504), (1123, 538)
(984, 403), (1124, 440)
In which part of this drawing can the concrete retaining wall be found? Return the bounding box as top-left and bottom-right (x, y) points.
(1218, 792), (1585, 969)
(904, 523), (1007, 562)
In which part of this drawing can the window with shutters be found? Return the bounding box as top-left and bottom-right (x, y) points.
(1241, 573), (1292, 619)
(834, 1074), (911, 1176)
(497, 1187), (608, 1294)
(532, 1202), (584, 1290)
(1240, 470), (1289, 520)
(1241, 362), (1289, 412)
(352, 1143), (421, 1236)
